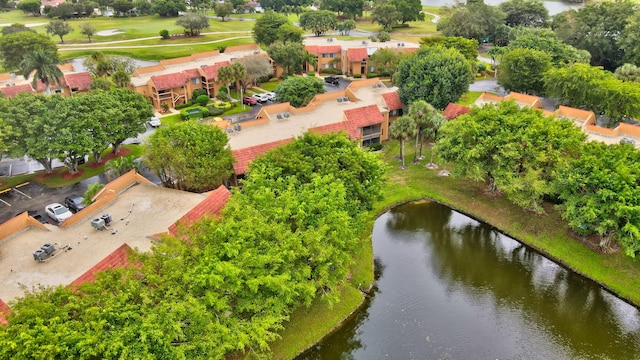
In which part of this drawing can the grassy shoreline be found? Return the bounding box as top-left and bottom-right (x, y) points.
(268, 139), (640, 359)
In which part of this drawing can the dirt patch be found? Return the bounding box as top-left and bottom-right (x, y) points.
(87, 148), (133, 168)
(568, 229), (621, 255)
(35, 169), (62, 179)
(61, 169), (85, 180)
(0, 181), (6, 187)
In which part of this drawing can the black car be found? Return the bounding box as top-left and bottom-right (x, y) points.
(324, 76), (340, 86)
(65, 194), (86, 213)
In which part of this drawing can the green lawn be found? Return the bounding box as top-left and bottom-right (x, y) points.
(258, 80), (280, 91)
(457, 91), (483, 106)
(159, 114), (183, 127)
(0, 10), (39, 23)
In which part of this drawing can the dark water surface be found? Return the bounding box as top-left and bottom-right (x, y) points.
(299, 201), (640, 360)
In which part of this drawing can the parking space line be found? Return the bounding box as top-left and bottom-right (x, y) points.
(13, 188), (31, 199)
(0, 198), (10, 206)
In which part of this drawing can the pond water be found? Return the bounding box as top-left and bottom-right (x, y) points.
(299, 201), (640, 359)
(422, 0), (582, 16)
(69, 57), (158, 73)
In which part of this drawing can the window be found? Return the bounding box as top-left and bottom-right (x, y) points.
(330, 53), (336, 58)
(362, 137), (381, 147)
(322, 64), (329, 69)
(192, 78), (200, 85)
(362, 124), (381, 137)
(369, 66), (375, 72)
(389, 109), (403, 117)
(330, 64), (336, 69)
(322, 53), (329, 58)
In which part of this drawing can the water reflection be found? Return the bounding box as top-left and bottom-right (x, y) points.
(421, 0), (582, 16)
(300, 201), (640, 359)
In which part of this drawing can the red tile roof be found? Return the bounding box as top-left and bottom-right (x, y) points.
(305, 45), (320, 56)
(200, 61), (231, 80)
(442, 103), (470, 120)
(0, 83), (33, 98)
(344, 104), (385, 132)
(71, 244), (131, 287)
(232, 138), (292, 175)
(168, 185), (231, 234)
(151, 72), (187, 90)
(64, 72), (92, 91)
(347, 48), (368, 62)
(381, 91), (403, 111)
(0, 299), (10, 325)
(183, 68), (200, 79)
(310, 121), (356, 139)
(306, 45), (342, 56)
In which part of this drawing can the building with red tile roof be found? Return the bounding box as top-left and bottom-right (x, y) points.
(443, 103), (470, 120)
(347, 48), (368, 62)
(0, 83), (34, 98)
(168, 185), (231, 234)
(381, 91), (403, 111)
(0, 298), (10, 325)
(63, 72), (92, 94)
(232, 138), (292, 176)
(71, 244), (132, 287)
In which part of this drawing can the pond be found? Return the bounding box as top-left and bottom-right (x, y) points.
(69, 57), (158, 73)
(299, 201), (640, 359)
(422, 0), (582, 16)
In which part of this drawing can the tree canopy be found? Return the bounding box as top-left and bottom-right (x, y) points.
(46, 20), (73, 43)
(151, 0), (186, 17)
(555, 141), (640, 256)
(497, 47), (551, 94)
(321, 0), (363, 20)
(371, 4), (400, 31)
(419, 36), (479, 62)
(436, 101), (586, 213)
(499, 0), (548, 28)
(299, 10), (338, 37)
(390, 0), (425, 24)
(176, 14), (209, 35)
(267, 41), (305, 76)
(145, 122), (234, 192)
(437, 0), (505, 42)
(253, 11), (291, 46)
(395, 46), (473, 110)
(274, 75), (324, 107)
(0, 32), (58, 71)
(506, 27), (591, 65)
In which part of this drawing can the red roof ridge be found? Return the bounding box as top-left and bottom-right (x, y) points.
(0, 298), (10, 325)
(381, 91), (403, 111)
(168, 185), (231, 234)
(71, 243), (132, 287)
(443, 103), (470, 120)
(232, 138), (292, 175)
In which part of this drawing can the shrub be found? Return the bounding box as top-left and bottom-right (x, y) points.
(378, 31), (390, 42)
(366, 72), (379, 78)
(308, 70), (315, 76)
(195, 94), (210, 106)
(381, 70), (391, 77)
(175, 103), (190, 110)
(207, 107), (224, 116)
(193, 89), (207, 98)
(368, 143), (383, 151)
(353, 74), (362, 78)
(179, 106), (209, 120)
(477, 62), (487, 73)
(213, 102), (232, 110)
(160, 29), (170, 39)
(216, 90), (230, 102)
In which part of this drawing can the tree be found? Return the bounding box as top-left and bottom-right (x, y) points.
(99, 89), (153, 155)
(111, 0), (135, 15)
(79, 23), (96, 43)
(377, 30), (390, 42)
(299, 10), (337, 37)
(507, 27), (590, 65)
(214, 2), (234, 21)
(321, 0), (363, 20)
(436, 101), (586, 213)
(267, 41), (305, 76)
(419, 36), (479, 62)
(217, 65), (235, 102)
(145, 122), (233, 191)
(238, 55), (274, 90)
(437, 0), (505, 42)
(105, 155), (143, 180)
(152, 0), (186, 17)
(45, 20), (72, 43)
(50, 2), (75, 20)
(552, 1), (636, 71)
(274, 75), (325, 107)
(176, 13), (209, 35)
(555, 142), (640, 256)
(497, 47), (551, 94)
(389, 116), (417, 169)
(336, 19), (356, 35)
(499, 0), (548, 28)
(112, 69), (131, 88)
(83, 52), (136, 78)
(619, 12), (640, 67)
(0, 32), (58, 71)
(390, 0), (424, 24)
(253, 10), (289, 46)
(16, 0), (41, 16)
(134, 0), (154, 15)
(1, 23), (36, 35)
(276, 23), (303, 43)
(20, 46), (63, 94)
(371, 4), (400, 31)
(543, 63), (609, 111)
(614, 63), (640, 83)
(407, 100), (445, 162)
(395, 46), (474, 110)
(368, 48), (408, 75)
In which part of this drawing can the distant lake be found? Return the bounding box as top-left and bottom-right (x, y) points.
(69, 57), (158, 73)
(422, 0), (582, 15)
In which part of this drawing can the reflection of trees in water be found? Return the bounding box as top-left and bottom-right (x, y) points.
(388, 201), (640, 357)
(297, 259), (385, 360)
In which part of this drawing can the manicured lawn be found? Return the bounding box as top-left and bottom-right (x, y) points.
(259, 80), (280, 91)
(457, 91), (483, 106)
(221, 103), (253, 116)
(0, 10), (39, 23)
(0, 173), (36, 192)
(159, 113), (183, 127)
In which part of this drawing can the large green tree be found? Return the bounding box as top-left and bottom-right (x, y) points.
(20, 46), (64, 94)
(16, 0), (41, 16)
(555, 141), (640, 256)
(267, 41), (305, 76)
(390, 0), (425, 24)
(420, 36), (479, 62)
(151, 0), (186, 17)
(497, 47), (551, 94)
(436, 101), (586, 213)
(321, 0), (363, 20)
(253, 10), (290, 46)
(499, 0), (548, 27)
(368, 48), (411, 76)
(395, 46), (473, 110)
(437, 0), (505, 42)
(214, 1), (234, 21)
(507, 27), (591, 65)
(552, 1), (636, 71)
(0, 32), (58, 71)
(238, 55), (274, 90)
(45, 20), (73, 43)
(299, 10), (337, 37)
(176, 13), (209, 35)
(145, 122), (233, 191)
(274, 75), (324, 107)
(100, 89), (153, 155)
(371, 4), (400, 31)
(78, 22), (96, 42)
(619, 11), (640, 67)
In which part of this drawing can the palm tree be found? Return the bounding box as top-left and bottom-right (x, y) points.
(407, 100), (446, 162)
(230, 62), (247, 103)
(217, 65), (234, 100)
(20, 47), (63, 95)
(389, 116), (417, 169)
(105, 155), (144, 180)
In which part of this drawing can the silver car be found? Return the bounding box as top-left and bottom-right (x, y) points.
(45, 203), (73, 224)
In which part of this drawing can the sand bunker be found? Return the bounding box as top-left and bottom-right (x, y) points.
(96, 29), (124, 36)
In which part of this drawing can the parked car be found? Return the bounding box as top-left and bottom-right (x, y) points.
(148, 116), (162, 128)
(45, 203), (73, 224)
(243, 96), (257, 105)
(28, 210), (49, 224)
(65, 194), (86, 213)
(253, 93), (269, 103)
(620, 137), (636, 145)
(265, 92), (276, 102)
(325, 76), (340, 85)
